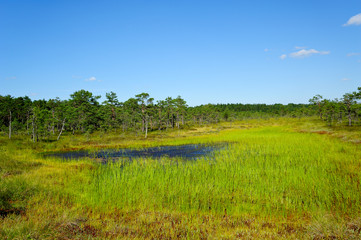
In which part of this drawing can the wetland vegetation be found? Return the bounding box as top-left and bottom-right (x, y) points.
(43, 143), (227, 162)
(1, 88), (361, 239)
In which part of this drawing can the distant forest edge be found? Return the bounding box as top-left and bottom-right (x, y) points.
(1, 87), (360, 141)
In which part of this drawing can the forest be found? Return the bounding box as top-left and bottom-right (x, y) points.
(1, 87), (360, 140)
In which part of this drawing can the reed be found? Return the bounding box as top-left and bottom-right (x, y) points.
(1, 118), (361, 239)
(84, 126), (361, 218)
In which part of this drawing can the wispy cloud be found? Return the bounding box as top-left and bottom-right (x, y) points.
(264, 48), (270, 52)
(85, 76), (97, 81)
(289, 49), (330, 58)
(343, 13), (361, 26)
(347, 52), (360, 57)
(5, 76), (16, 80)
(280, 48), (330, 60)
(341, 78), (350, 81)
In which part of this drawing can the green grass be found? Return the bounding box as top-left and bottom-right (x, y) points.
(1, 118), (361, 239)
(85, 126), (361, 218)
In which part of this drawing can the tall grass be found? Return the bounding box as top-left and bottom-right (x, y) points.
(2, 118), (361, 239)
(85, 127), (361, 218)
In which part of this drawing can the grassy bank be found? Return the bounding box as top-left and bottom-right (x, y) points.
(1, 118), (361, 239)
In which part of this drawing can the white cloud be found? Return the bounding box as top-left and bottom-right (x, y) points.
(342, 78), (350, 81)
(5, 76), (16, 80)
(85, 76), (96, 81)
(295, 46), (307, 49)
(280, 54), (287, 60)
(347, 52), (360, 57)
(289, 49), (330, 58)
(343, 13), (361, 26)
(264, 48), (269, 52)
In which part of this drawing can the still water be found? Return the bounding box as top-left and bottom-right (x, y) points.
(44, 143), (226, 162)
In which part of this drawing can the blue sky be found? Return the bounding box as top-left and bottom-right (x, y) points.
(1, 0), (360, 106)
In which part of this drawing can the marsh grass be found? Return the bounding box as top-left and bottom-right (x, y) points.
(1, 118), (361, 239)
(85, 126), (361, 218)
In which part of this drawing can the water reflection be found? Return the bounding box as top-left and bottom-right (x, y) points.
(44, 143), (226, 162)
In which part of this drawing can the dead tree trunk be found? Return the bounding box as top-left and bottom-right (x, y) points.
(57, 118), (66, 141)
(32, 114), (36, 142)
(9, 110), (11, 139)
(348, 111), (352, 126)
(145, 115), (148, 138)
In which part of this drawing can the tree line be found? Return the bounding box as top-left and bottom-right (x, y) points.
(0, 88), (360, 141)
(309, 87), (361, 127)
(0, 90), (190, 141)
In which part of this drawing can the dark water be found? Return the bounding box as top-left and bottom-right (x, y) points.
(43, 143), (225, 162)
